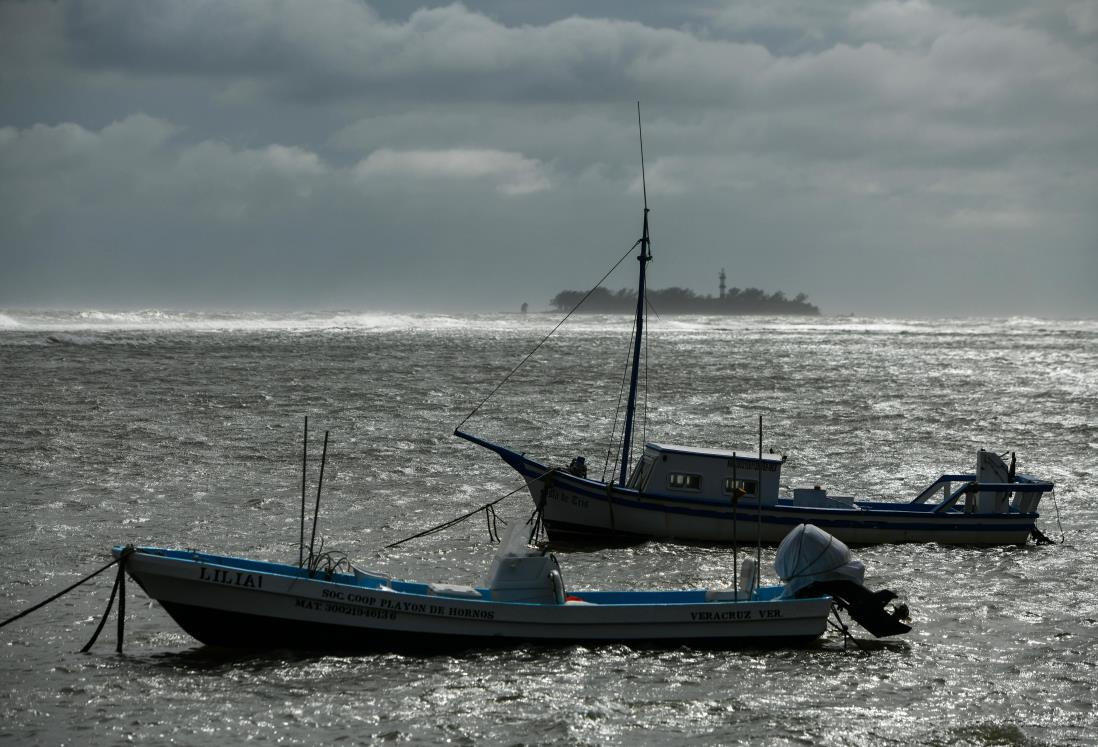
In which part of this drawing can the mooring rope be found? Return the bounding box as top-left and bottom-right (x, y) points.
(1031, 489), (1066, 545)
(0, 546), (134, 632)
(1050, 489), (1065, 543)
(80, 560), (126, 653)
(384, 468), (558, 549)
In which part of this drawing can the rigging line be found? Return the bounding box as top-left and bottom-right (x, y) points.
(641, 298), (649, 449)
(601, 311), (638, 480)
(602, 314), (639, 482)
(384, 468), (558, 549)
(645, 296), (663, 322)
(455, 241), (641, 432)
(618, 305), (646, 479)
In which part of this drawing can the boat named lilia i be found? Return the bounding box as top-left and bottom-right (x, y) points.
(114, 522), (910, 650)
(455, 110), (1054, 548)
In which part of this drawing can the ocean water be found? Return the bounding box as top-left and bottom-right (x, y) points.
(0, 310), (1095, 745)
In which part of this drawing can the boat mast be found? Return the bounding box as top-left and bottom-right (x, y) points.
(619, 102), (652, 485)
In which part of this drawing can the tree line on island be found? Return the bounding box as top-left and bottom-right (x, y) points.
(550, 286), (821, 315)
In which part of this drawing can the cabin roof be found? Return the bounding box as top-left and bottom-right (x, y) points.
(644, 443), (784, 463)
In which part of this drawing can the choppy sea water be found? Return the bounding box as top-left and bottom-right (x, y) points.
(0, 310), (1095, 745)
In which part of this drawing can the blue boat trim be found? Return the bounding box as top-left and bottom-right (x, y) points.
(115, 546), (810, 607)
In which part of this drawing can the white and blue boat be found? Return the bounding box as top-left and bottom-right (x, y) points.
(456, 113), (1054, 547)
(114, 523), (910, 651)
(456, 432), (1053, 546)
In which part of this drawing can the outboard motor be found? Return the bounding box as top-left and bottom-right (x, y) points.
(975, 449), (1011, 513)
(776, 524), (910, 637)
(483, 525), (566, 604)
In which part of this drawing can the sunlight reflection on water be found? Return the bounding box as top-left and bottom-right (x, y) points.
(1, 314), (1095, 744)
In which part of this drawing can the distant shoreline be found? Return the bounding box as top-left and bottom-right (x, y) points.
(550, 286), (821, 316)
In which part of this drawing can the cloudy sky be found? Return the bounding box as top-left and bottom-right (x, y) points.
(1, 0), (1095, 316)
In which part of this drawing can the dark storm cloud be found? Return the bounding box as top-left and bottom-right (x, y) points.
(0, 0), (1095, 315)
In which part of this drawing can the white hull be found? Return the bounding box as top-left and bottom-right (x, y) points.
(118, 547), (832, 649)
(455, 433), (1048, 547)
(534, 473), (1038, 545)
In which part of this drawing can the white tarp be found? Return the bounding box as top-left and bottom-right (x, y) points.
(775, 523), (865, 597)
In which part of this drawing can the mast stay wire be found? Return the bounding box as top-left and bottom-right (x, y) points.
(602, 313), (639, 482)
(455, 240), (642, 433)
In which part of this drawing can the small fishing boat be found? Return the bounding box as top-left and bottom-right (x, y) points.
(113, 523), (910, 651)
(457, 432), (1054, 546)
(456, 108), (1055, 547)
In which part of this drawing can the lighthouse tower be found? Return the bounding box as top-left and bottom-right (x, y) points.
(719, 268), (727, 300)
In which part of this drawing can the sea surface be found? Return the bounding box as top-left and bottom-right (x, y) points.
(0, 310), (1095, 745)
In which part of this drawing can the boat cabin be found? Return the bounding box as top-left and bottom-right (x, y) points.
(626, 443), (784, 503)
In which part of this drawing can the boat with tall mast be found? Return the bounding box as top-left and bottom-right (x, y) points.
(455, 106), (1054, 547)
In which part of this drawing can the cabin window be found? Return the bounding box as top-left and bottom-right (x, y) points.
(722, 478), (757, 496)
(668, 472), (702, 491)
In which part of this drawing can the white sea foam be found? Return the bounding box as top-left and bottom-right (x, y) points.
(0, 309), (1093, 337)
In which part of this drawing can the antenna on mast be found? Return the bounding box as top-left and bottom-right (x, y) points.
(618, 103), (653, 485)
(637, 101), (648, 213)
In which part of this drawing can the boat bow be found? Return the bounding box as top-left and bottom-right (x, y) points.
(454, 429), (550, 475)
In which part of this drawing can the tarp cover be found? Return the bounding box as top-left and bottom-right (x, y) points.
(775, 523), (865, 597)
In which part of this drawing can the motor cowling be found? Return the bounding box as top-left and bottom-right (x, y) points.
(776, 524), (911, 638)
(483, 526), (566, 604)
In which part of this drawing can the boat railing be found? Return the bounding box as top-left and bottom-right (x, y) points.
(910, 474), (973, 505)
(917, 476), (1054, 514)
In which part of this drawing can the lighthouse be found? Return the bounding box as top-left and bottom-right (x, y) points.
(719, 268), (727, 300)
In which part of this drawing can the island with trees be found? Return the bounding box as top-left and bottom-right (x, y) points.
(551, 270), (820, 315)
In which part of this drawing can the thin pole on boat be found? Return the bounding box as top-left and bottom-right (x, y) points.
(732, 452), (738, 593)
(307, 430), (330, 568)
(299, 415), (308, 567)
(619, 101), (653, 485)
(115, 559), (125, 654)
(756, 415), (763, 592)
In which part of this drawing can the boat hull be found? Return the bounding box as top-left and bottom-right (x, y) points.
(117, 547), (832, 651)
(540, 477), (1036, 546)
(508, 460), (1039, 546)
(455, 431), (1044, 546)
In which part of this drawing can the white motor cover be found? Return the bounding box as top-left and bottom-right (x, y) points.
(482, 525), (564, 604)
(775, 523), (865, 598)
(975, 449), (1010, 513)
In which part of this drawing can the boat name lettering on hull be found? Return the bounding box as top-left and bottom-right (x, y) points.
(447, 607), (494, 620)
(322, 588), (379, 605)
(548, 487), (588, 509)
(316, 590), (495, 620)
(198, 566), (262, 589)
(690, 608), (783, 621)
